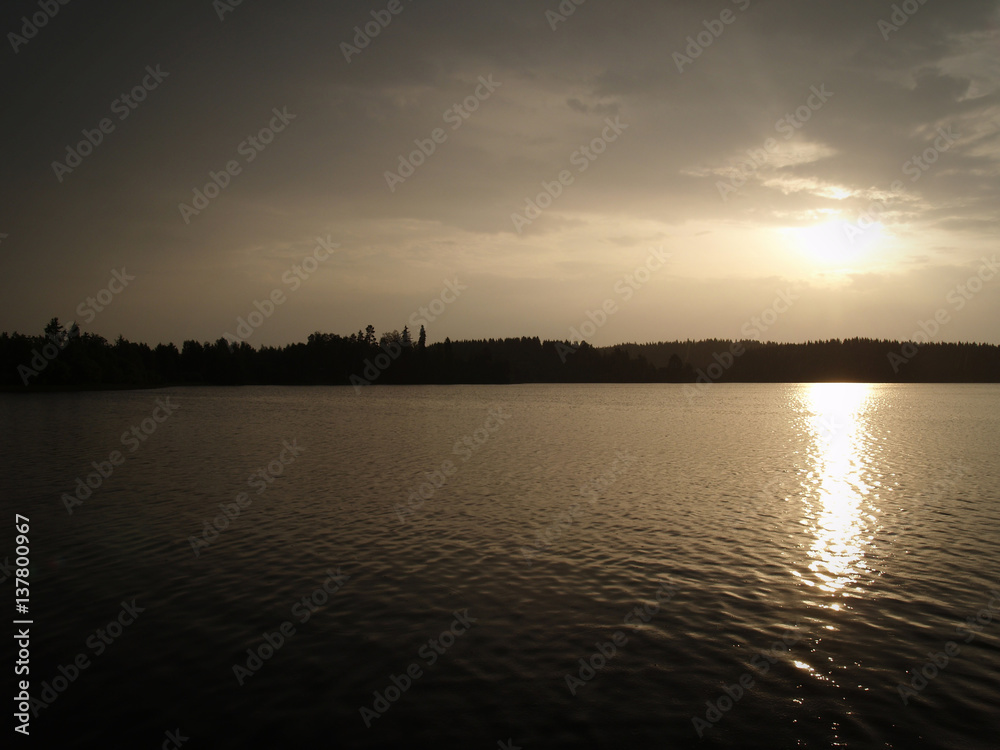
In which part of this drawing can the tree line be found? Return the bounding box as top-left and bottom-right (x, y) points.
(1, 319), (997, 389)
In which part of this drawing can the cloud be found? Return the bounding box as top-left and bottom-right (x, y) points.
(0, 0), (997, 345)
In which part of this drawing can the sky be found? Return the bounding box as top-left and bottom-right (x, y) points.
(1, 0), (999, 348)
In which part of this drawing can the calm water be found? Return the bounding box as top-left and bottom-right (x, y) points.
(2, 384), (999, 748)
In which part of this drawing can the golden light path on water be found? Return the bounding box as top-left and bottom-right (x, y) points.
(798, 383), (878, 610)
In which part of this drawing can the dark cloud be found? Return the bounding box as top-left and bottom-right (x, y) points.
(1, 0), (998, 346)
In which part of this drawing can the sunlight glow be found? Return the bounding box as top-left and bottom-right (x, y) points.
(784, 219), (886, 266)
(801, 383), (875, 601)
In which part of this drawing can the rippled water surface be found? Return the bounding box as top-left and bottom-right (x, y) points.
(3, 384), (999, 748)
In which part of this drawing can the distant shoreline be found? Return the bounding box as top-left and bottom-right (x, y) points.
(4, 324), (999, 390)
(6, 379), (1000, 394)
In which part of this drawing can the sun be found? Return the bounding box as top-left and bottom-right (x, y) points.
(783, 218), (886, 266)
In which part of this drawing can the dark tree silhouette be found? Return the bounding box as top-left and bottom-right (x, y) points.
(44, 317), (65, 342)
(2, 319), (998, 388)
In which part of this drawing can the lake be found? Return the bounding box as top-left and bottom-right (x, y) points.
(3, 383), (999, 748)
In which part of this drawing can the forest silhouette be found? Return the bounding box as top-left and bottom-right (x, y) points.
(3, 318), (998, 388)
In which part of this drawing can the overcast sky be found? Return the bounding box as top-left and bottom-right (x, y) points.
(1, 0), (998, 347)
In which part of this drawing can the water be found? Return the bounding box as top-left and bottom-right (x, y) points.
(2, 383), (999, 748)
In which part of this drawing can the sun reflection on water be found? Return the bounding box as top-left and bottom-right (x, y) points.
(800, 383), (877, 601)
